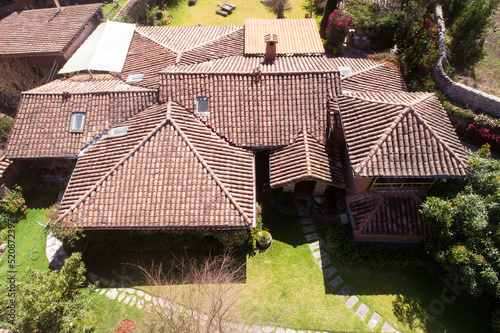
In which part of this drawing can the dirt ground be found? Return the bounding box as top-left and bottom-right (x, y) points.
(454, 7), (500, 98)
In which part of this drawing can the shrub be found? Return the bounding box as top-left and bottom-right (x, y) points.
(264, 0), (292, 19)
(474, 114), (500, 133)
(447, 0), (500, 71)
(325, 9), (355, 53)
(345, 0), (404, 49)
(0, 185), (27, 226)
(466, 123), (500, 155)
(0, 116), (13, 142)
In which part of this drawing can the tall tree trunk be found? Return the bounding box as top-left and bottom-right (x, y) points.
(319, 0), (339, 37)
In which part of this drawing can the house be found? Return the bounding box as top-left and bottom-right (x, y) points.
(0, 3), (103, 77)
(3, 19), (469, 240)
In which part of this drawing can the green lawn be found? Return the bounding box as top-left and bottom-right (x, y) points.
(163, 0), (316, 26)
(0, 209), (50, 280)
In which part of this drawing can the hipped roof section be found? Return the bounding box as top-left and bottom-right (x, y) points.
(338, 92), (469, 178)
(57, 102), (255, 229)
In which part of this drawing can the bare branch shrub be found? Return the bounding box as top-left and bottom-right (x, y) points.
(0, 56), (45, 114)
(135, 252), (245, 333)
(264, 0), (292, 19)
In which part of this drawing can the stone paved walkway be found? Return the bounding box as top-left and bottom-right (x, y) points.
(299, 217), (399, 332)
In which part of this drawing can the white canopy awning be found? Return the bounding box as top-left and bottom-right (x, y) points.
(59, 21), (136, 74)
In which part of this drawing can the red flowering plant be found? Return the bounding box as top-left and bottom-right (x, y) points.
(324, 9), (355, 53)
(402, 14), (439, 83)
(466, 123), (500, 155)
(116, 319), (135, 333)
(0, 184), (27, 228)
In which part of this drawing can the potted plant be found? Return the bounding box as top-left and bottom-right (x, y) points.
(256, 230), (272, 248)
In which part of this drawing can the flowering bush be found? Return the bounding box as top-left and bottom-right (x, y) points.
(325, 9), (355, 53)
(467, 123), (500, 155)
(474, 114), (500, 133)
(0, 185), (27, 225)
(402, 14), (439, 74)
(116, 319), (135, 333)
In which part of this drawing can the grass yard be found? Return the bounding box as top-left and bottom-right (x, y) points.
(163, 0), (316, 26)
(0, 208), (50, 280)
(85, 293), (144, 331)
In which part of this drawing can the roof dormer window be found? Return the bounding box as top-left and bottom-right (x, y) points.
(70, 112), (86, 132)
(196, 97), (209, 116)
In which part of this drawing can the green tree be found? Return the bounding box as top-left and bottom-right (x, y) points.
(421, 146), (500, 298)
(0, 252), (96, 332)
(264, 0), (292, 19)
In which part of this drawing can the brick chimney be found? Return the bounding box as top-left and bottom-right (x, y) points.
(264, 34), (278, 61)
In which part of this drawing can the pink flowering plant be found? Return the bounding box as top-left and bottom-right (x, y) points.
(324, 9), (355, 52)
(474, 114), (500, 133)
(1, 185), (27, 221)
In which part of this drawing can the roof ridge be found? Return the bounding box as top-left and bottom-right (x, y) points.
(176, 27), (244, 64)
(354, 106), (411, 175)
(56, 105), (170, 224)
(168, 106), (252, 226)
(303, 130), (312, 176)
(21, 89), (157, 96)
(407, 105), (469, 170)
(344, 92), (431, 108)
(341, 63), (385, 80)
(135, 30), (180, 55)
(356, 194), (384, 233)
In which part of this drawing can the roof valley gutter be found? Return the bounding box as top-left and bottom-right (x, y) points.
(78, 129), (109, 156)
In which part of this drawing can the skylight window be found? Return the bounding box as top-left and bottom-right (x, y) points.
(78, 82), (93, 89)
(70, 113), (86, 132)
(115, 84), (129, 91)
(342, 90), (356, 95)
(126, 74), (144, 83)
(196, 97), (209, 116)
(202, 61), (213, 67)
(338, 66), (353, 75)
(109, 126), (129, 136)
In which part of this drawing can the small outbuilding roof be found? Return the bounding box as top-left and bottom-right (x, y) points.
(0, 3), (102, 56)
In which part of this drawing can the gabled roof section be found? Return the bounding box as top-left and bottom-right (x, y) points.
(329, 57), (407, 93)
(0, 4), (102, 56)
(120, 32), (178, 89)
(244, 18), (324, 55)
(57, 102), (255, 230)
(270, 131), (345, 188)
(5, 79), (157, 159)
(161, 61), (340, 148)
(338, 92), (469, 177)
(347, 191), (429, 239)
(136, 25), (242, 53)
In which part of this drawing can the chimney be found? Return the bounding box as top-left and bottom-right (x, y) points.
(54, 0), (61, 12)
(264, 34), (278, 62)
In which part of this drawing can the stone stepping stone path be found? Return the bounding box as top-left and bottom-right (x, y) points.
(337, 285), (350, 298)
(299, 216), (400, 332)
(356, 303), (369, 319)
(345, 295), (359, 309)
(368, 312), (381, 329)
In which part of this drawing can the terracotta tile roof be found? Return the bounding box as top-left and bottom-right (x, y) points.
(338, 92), (469, 177)
(5, 89), (157, 159)
(244, 18), (324, 55)
(0, 155), (12, 178)
(136, 25), (242, 53)
(0, 3), (102, 56)
(164, 55), (340, 74)
(269, 131), (345, 188)
(26, 74), (151, 94)
(346, 191), (429, 239)
(329, 57), (407, 93)
(120, 32), (178, 89)
(177, 29), (245, 66)
(57, 102), (254, 229)
(161, 65), (341, 148)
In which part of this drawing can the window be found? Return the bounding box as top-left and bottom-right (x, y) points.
(70, 113), (86, 132)
(196, 97), (209, 116)
(126, 74), (143, 82)
(338, 66), (353, 75)
(109, 126), (129, 136)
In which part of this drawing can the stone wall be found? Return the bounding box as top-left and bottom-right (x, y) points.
(432, 4), (500, 117)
